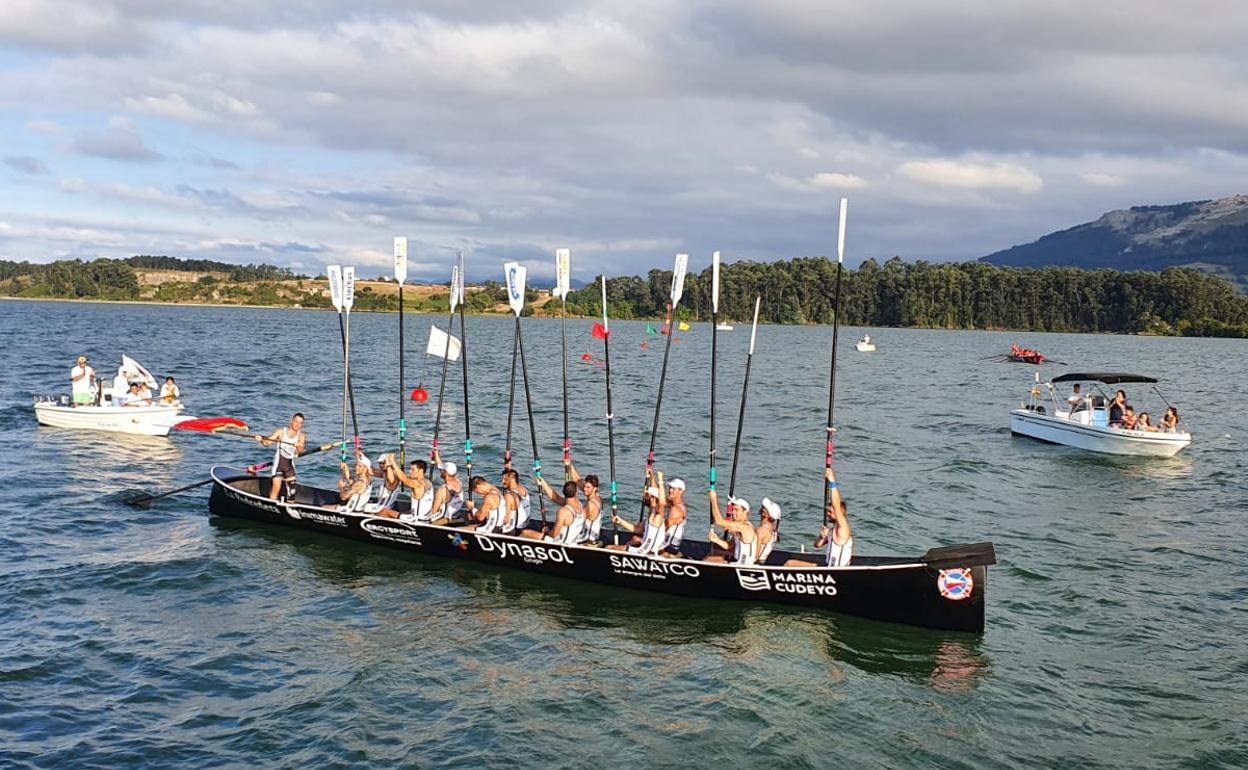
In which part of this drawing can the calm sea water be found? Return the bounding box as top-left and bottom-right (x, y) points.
(1, 299), (1245, 769)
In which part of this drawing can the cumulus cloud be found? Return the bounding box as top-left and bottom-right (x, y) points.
(1080, 171), (1126, 188)
(4, 155), (49, 174)
(896, 159), (1044, 194)
(68, 122), (164, 162)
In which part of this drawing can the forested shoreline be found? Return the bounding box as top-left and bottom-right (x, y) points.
(3, 255), (1247, 337)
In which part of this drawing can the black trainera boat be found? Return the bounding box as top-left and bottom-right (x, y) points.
(209, 467), (996, 633)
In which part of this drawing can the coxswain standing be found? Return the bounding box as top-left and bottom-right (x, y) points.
(705, 489), (757, 565)
(70, 356), (96, 406)
(256, 412), (306, 501)
(786, 467), (852, 567)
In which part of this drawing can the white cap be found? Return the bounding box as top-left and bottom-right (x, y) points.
(761, 497), (781, 520)
(668, 478), (686, 490)
(439, 461), (458, 476)
(356, 451), (371, 467)
(728, 496), (750, 512)
(645, 486), (661, 498)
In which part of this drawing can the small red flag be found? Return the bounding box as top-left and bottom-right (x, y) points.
(591, 322), (609, 340)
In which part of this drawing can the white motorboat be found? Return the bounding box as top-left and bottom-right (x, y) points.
(855, 334), (876, 352)
(35, 354), (188, 437)
(1009, 372), (1191, 457)
(34, 399), (187, 436)
(715, 323), (734, 331)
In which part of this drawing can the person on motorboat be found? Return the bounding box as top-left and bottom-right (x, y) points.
(705, 489), (758, 565)
(122, 382), (152, 407)
(786, 467), (853, 568)
(256, 412), (306, 501)
(70, 356), (96, 406)
(1067, 383), (1084, 412)
(658, 477), (687, 556)
(1120, 406), (1137, 430)
(500, 468), (531, 533)
(1161, 407), (1180, 432)
(755, 498), (781, 565)
(135, 380), (154, 402)
(429, 450), (465, 524)
(111, 367), (133, 406)
(522, 480), (585, 544)
(159, 376), (180, 405)
(1108, 390), (1128, 426)
(1135, 412), (1159, 432)
(463, 476), (506, 532)
(609, 470), (667, 554)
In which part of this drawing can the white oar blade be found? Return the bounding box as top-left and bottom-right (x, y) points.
(600, 274), (609, 330)
(671, 253), (689, 306)
(504, 261), (528, 316)
(327, 265), (344, 312)
(837, 198), (848, 264)
(427, 325), (462, 361)
(748, 296), (761, 354)
(555, 248), (571, 300)
(394, 237), (408, 284)
(342, 266), (356, 312)
(449, 265), (460, 311)
(456, 252), (466, 310)
(711, 250), (721, 314)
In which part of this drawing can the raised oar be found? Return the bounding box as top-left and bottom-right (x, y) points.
(395, 237), (408, 465)
(430, 261), (460, 461)
(709, 251), (721, 524)
(729, 297), (761, 496)
(598, 275), (619, 542)
(343, 266), (357, 456)
(455, 251), (473, 508)
(328, 266), (350, 464)
(504, 322), (519, 470)
(124, 441), (336, 508)
(555, 248), (572, 480)
(824, 198), (848, 511)
(506, 261), (547, 525)
(639, 253), (688, 521)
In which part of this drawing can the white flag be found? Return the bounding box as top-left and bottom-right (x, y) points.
(426, 325), (462, 361)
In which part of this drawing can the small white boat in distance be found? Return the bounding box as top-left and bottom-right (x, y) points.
(855, 334), (876, 352)
(34, 399), (187, 436)
(1010, 372), (1191, 457)
(716, 323), (734, 331)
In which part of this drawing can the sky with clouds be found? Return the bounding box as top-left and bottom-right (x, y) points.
(2, 0), (1247, 282)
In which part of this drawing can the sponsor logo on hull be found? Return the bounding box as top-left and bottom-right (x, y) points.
(608, 554), (701, 580)
(476, 534), (575, 566)
(736, 569), (839, 596)
(937, 568), (974, 600)
(361, 518), (424, 545)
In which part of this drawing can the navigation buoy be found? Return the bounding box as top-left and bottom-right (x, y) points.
(411, 387), (429, 402)
(581, 353), (592, 361)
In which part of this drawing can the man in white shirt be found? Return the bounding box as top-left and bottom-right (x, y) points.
(70, 356), (96, 406)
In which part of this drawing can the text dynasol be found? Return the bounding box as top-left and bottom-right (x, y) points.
(476, 535), (574, 565)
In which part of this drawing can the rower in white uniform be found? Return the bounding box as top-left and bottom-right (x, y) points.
(786, 466), (853, 568)
(464, 476), (506, 533)
(256, 412), (306, 501)
(370, 454), (407, 517)
(609, 470), (667, 555)
(659, 478), (687, 556)
(393, 459), (434, 522)
(522, 480), (584, 544)
(430, 450), (465, 524)
(705, 489), (757, 565)
(500, 468), (531, 533)
(537, 461), (603, 545)
(755, 498), (781, 565)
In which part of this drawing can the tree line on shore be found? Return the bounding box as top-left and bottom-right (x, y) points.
(2, 255), (1247, 337)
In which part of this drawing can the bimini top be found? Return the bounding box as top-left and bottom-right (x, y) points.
(1051, 372), (1158, 385)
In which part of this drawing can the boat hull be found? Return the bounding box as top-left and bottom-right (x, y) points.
(208, 469), (990, 633)
(1010, 409), (1190, 457)
(855, 342), (876, 352)
(34, 402), (185, 436)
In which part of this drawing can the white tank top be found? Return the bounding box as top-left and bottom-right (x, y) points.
(661, 520), (685, 551)
(400, 481), (435, 523)
(272, 426), (299, 466)
(376, 480), (402, 510)
(557, 499), (585, 545)
(439, 481), (464, 517)
(478, 491), (504, 534)
(513, 488), (531, 531)
(825, 536), (853, 567)
(756, 525), (775, 564)
(581, 494), (602, 543)
(732, 533), (758, 566)
(628, 513), (665, 555)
